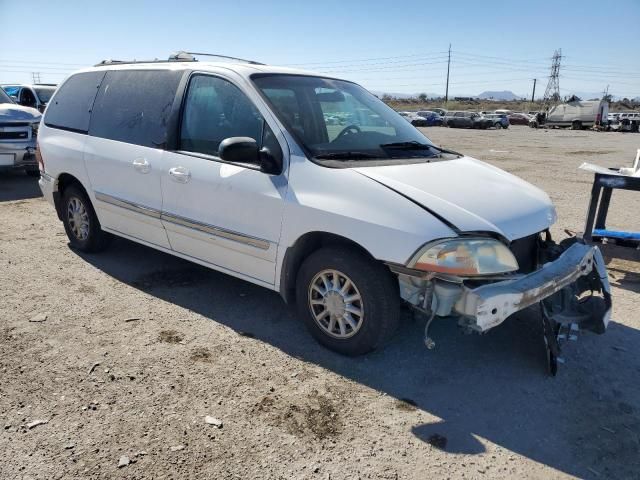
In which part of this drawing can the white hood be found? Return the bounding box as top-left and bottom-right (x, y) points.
(355, 156), (556, 241)
(0, 104), (41, 122)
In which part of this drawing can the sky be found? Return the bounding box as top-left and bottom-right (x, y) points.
(1, 0), (639, 99)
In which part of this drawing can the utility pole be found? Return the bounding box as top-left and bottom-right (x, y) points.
(531, 78), (537, 103)
(445, 44), (451, 103)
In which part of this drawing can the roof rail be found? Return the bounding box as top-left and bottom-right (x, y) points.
(94, 51), (264, 68)
(171, 51), (264, 65)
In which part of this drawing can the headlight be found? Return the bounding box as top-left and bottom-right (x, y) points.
(31, 122), (39, 138)
(410, 238), (519, 276)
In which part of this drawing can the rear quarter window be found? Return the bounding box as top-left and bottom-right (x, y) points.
(89, 69), (182, 148)
(44, 71), (105, 133)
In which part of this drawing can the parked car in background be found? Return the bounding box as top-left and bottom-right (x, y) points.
(2, 84), (57, 113)
(507, 112), (531, 125)
(443, 111), (494, 129)
(494, 109), (513, 115)
(36, 58), (611, 361)
(398, 111), (429, 126)
(431, 107), (447, 117)
(483, 113), (509, 129)
(416, 110), (443, 126)
(0, 87), (41, 176)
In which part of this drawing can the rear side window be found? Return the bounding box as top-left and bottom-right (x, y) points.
(89, 70), (182, 148)
(44, 71), (105, 133)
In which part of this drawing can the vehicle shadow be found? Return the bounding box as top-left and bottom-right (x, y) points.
(75, 237), (640, 479)
(600, 243), (640, 294)
(0, 171), (42, 202)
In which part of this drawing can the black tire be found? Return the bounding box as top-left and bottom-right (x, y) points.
(61, 184), (110, 253)
(25, 167), (40, 177)
(571, 120), (582, 130)
(295, 246), (400, 356)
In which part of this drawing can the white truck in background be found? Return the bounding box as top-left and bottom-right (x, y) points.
(543, 99), (609, 129)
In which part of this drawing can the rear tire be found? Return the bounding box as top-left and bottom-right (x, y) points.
(571, 120), (582, 130)
(61, 184), (111, 253)
(295, 246), (400, 356)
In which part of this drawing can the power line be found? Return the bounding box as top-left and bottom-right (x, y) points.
(283, 51), (448, 66)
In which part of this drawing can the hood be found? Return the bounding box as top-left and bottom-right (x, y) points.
(0, 104), (41, 122)
(355, 156), (556, 241)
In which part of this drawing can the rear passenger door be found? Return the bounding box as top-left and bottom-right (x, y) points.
(84, 69), (183, 249)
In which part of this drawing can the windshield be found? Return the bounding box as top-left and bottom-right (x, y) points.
(34, 87), (55, 103)
(0, 88), (15, 104)
(252, 74), (445, 162)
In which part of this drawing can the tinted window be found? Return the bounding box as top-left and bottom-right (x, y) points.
(90, 70), (182, 148)
(45, 72), (105, 133)
(179, 75), (266, 157)
(34, 87), (55, 103)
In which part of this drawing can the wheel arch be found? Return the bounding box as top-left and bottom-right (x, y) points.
(53, 173), (89, 221)
(279, 231), (380, 304)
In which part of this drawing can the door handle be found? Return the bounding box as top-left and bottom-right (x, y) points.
(169, 166), (191, 183)
(132, 158), (150, 174)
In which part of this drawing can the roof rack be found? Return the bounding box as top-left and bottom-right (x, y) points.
(171, 51), (264, 65)
(94, 51), (264, 67)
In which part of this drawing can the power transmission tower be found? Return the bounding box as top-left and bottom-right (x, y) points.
(444, 44), (451, 103)
(32, 72), (41, 83)
(542, 49), (562, 108)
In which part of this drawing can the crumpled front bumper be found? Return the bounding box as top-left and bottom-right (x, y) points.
(454, 243), (612, 332)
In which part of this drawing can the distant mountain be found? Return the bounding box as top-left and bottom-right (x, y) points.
(477, 90), (522, 101)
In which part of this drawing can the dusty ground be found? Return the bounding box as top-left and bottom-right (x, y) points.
(1, 126), (639, 480)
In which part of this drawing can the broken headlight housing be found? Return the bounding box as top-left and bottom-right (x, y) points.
(410, 237), (519, 276)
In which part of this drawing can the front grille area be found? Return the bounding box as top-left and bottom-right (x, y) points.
(0, 122), (29, 127)
(509, 233), (540, 273)
(0, 131), (28, 140)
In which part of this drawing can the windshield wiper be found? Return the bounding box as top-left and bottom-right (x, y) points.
(314, 152), (383, 160)
(379, 141), (433, 149)
(380, 141), (461, 156)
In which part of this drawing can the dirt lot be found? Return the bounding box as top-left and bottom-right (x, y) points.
(1, 126), (639, 480)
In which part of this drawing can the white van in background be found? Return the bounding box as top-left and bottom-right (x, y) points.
(546, 99), (609, 129)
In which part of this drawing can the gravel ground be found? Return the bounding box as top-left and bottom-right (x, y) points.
(1, 126), (639, 480)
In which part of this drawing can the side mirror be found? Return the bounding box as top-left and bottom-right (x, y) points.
(218, 137), (282, 175)
(219, 137), (259, 164)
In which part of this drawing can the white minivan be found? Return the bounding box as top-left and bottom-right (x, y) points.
(37, 55), (611, 369)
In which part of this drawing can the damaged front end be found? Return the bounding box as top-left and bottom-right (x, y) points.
(392, 233), (612, 375)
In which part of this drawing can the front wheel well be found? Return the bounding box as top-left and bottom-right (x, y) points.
(279, 232), (382, 305)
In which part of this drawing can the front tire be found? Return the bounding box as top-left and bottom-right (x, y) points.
(295, 247), (400, 356)
(61, 184), (110, 253)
